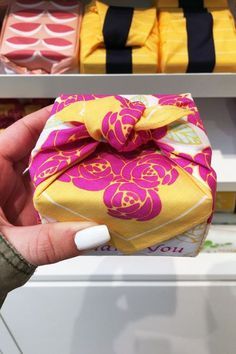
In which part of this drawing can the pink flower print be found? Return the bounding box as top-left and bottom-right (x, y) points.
(103, 182), (162, 221)
(33, 155), (69, 185)
(154, 95), (205, 131)
(121, 151), (179, 189)
(170, 154), (194, 175)
(194, 147), (212, 168)
(30, 124), (98, 186)
(151, 126), (168, 142)
(187, 110), (205, 131)
(194, 147), (217, 194)
(59, 152), (125, 191)
(101, 97), (145, 152)
(154, 94), (195, 109)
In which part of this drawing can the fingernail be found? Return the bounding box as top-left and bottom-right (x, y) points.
(74, 225), (110, 251)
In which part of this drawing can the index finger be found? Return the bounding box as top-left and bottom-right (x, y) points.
(0, 105), (53, 162)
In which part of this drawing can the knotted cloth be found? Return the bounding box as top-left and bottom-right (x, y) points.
(30, 94), (216, 254)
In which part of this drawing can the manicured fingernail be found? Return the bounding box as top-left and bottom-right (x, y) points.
(74, 225), (110, 251)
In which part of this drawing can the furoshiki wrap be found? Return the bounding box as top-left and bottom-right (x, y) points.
(29, 94), (216, 255)
(80, 1), (158, 74)
(157, 0), (228, 8)
(159, 7), (236, 73)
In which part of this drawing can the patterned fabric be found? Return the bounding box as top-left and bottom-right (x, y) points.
(0, 0), (83, 74)
(159, 8), (236, 73)
(80, 1), (158, 73)
(30, 94), (216, 254)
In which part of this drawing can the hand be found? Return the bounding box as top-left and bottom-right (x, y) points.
(0, 107), (110, 266)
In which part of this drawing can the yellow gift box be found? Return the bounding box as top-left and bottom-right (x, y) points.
(216, 192), (236, 213)
(80, 1), (158, 73)
(157, 0), (229, 8)
(159, 7), (236, 73)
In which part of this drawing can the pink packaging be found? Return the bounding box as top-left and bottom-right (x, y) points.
(0, 0), (83, 74)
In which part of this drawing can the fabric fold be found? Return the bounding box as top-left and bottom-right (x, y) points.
(80, 1), (158, 73)
(159, 8), (236, 73)
(30, 94), (216, 255)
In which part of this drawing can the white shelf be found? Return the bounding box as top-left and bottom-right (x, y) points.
(1, 74), (236, 98)
(34, 253), (236, 282)
(196, 98), (236, 192)
(33, 226), (236, 282)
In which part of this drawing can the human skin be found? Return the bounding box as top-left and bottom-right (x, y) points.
(0, 106), (96, 266)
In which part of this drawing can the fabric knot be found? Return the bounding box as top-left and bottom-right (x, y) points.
(99, 96), (193, 152)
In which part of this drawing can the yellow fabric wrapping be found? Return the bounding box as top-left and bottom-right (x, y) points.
(157, 0), (229, 7)
(159, 8), (236, 73)
(31, 95), (215, 254)
(80, 1), (158, 73)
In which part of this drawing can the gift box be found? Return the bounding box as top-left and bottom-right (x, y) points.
(29, 94), (216, 256)
(0, 0), (83, 74)
(159, 7), (236, 73)
(157, 0), (229, 8)
(215, 192), (236, 213)
(80, 1), (158, 74)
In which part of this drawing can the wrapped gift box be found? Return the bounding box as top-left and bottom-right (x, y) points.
(159, 7), (236, 73)
(80, 1), (158, 73)
(157, 0), (229, 8)
(29, 93), (216, 256)
(0, 0), (83, 74)
(215, 192), (236, 213)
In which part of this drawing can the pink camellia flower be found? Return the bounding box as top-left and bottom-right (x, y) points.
(30, 124), (98, 186)
(59, 151), (125, 191)
(121, 150), (179, 189)
(103, 181), (162, 221)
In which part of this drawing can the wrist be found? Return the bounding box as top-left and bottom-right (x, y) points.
(0, 232), (36, 306)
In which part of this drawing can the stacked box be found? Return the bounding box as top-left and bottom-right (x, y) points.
(0, 0), (83, 74)
(80, 1), (158, 74)
(158, 1), (236, 73)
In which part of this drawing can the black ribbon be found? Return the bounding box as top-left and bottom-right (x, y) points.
(103, 6), (134, 73)
(182, 7), (216, 73)
(179, 0), (204, 8)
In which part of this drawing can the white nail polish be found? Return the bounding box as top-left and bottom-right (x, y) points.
(74, 225), (110, 251)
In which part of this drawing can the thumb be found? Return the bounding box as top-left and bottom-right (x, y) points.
(0, 222), (110, 266)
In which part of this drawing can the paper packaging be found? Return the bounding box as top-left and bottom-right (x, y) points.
(0, 0), (83, 74)
(80, 1), (158, 74)
(29, 94), (216, 257)
(159, 7), (236, 73)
